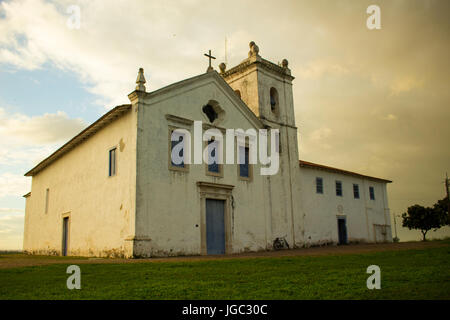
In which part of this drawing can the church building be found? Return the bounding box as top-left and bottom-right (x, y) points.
(23, 42), (393, 258)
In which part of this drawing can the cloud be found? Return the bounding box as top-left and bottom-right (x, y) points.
(298, 59), (349, 80)
(0, 107), (86, 170)
(383, 114), (397, 121)
(309, 127), (332, 141)
(0, 172), (30, 198)
(0, 0), (261, 107)
(390, 76), (424, 95)
(0, 208), (24, 214)
(0, 145), (57, 166)
(0, 104), (86, 247)
(0, 108), (86, 145)
(0, 210), (24, 250)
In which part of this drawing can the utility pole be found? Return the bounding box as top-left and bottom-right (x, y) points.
(446, 172), (450, 215)
(393, 213), (398, 239)
(393, 213), (401, 241)
(225, 37), (228, 66)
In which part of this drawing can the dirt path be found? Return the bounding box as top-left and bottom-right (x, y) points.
(1, 241), (447, 270)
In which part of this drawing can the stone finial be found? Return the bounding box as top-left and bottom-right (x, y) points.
(135, 68), (146, 92)
(282, 59), (289, 68)
(219, 62), (226, 73)
(248, 41), (260, 57)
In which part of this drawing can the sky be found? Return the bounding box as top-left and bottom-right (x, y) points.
(0, 0), (449, 249)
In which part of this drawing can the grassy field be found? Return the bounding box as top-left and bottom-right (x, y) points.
(0, 242), (449, 300)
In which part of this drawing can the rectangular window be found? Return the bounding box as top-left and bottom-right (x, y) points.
(316, 177), (323, 194)
(275, 131), (281, 153)
(336, 181), (343, 197)
(170, 132), (185, 168)
(109, 148), (116, 176)
(207, 139), (219, 173)
(369, 186), (375, 200)
(239, 145), (250, 179)
(353, 184), (360, 199)
(45, 188), (49, 214)
(168, 128), (189, 172)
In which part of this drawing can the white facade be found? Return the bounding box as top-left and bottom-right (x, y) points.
(299, 162), (392, 246)
(23, 105), (137, 257)
(23, 42), (392, 258)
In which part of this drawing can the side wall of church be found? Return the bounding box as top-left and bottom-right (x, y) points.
(134, 75), (272, 257)
(23, 110), (138, 257)
(299, 167), (393, 245)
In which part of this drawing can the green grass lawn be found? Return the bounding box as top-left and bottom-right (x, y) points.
(0, 244), (449, 300)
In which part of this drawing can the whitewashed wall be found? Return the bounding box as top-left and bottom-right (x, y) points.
(23, 110), (137, 257)
(299, 166), (392, 245)
(134, 74), (272, 257)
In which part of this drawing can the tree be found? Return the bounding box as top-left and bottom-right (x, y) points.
(433, 196), (449, 218)
(402, 201), (449, 241)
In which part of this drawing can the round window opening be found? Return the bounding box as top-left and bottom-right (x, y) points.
(202, 100), (225, 125)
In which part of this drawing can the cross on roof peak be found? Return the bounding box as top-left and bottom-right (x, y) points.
(204, 49), (216, 73)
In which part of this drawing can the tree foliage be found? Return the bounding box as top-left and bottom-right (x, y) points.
(434, 196), (450, 216)
(402, 196), (449, 241)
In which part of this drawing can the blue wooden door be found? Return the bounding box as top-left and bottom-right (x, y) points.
(206, 199), (225, 254)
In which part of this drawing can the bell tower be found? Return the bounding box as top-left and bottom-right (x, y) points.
(219, 41), (296, 128)
(220, 42), (303, 248)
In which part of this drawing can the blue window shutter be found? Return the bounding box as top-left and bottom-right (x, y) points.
(207, 140), (219, 173)
(239, 146), (249, 178)
(171, 134), (185, 168)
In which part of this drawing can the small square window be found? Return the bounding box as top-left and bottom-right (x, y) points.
(316, 177), (323, 194)
(353, 184), (360, 199)
(369, 186), (375, 200)
(336, 181), (343, 197)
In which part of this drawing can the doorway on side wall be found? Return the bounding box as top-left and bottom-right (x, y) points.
(337, 217), (348, 245)
(62, 216), (69, 256)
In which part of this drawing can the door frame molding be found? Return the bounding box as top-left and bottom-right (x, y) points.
(197, 182), (234, 255)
